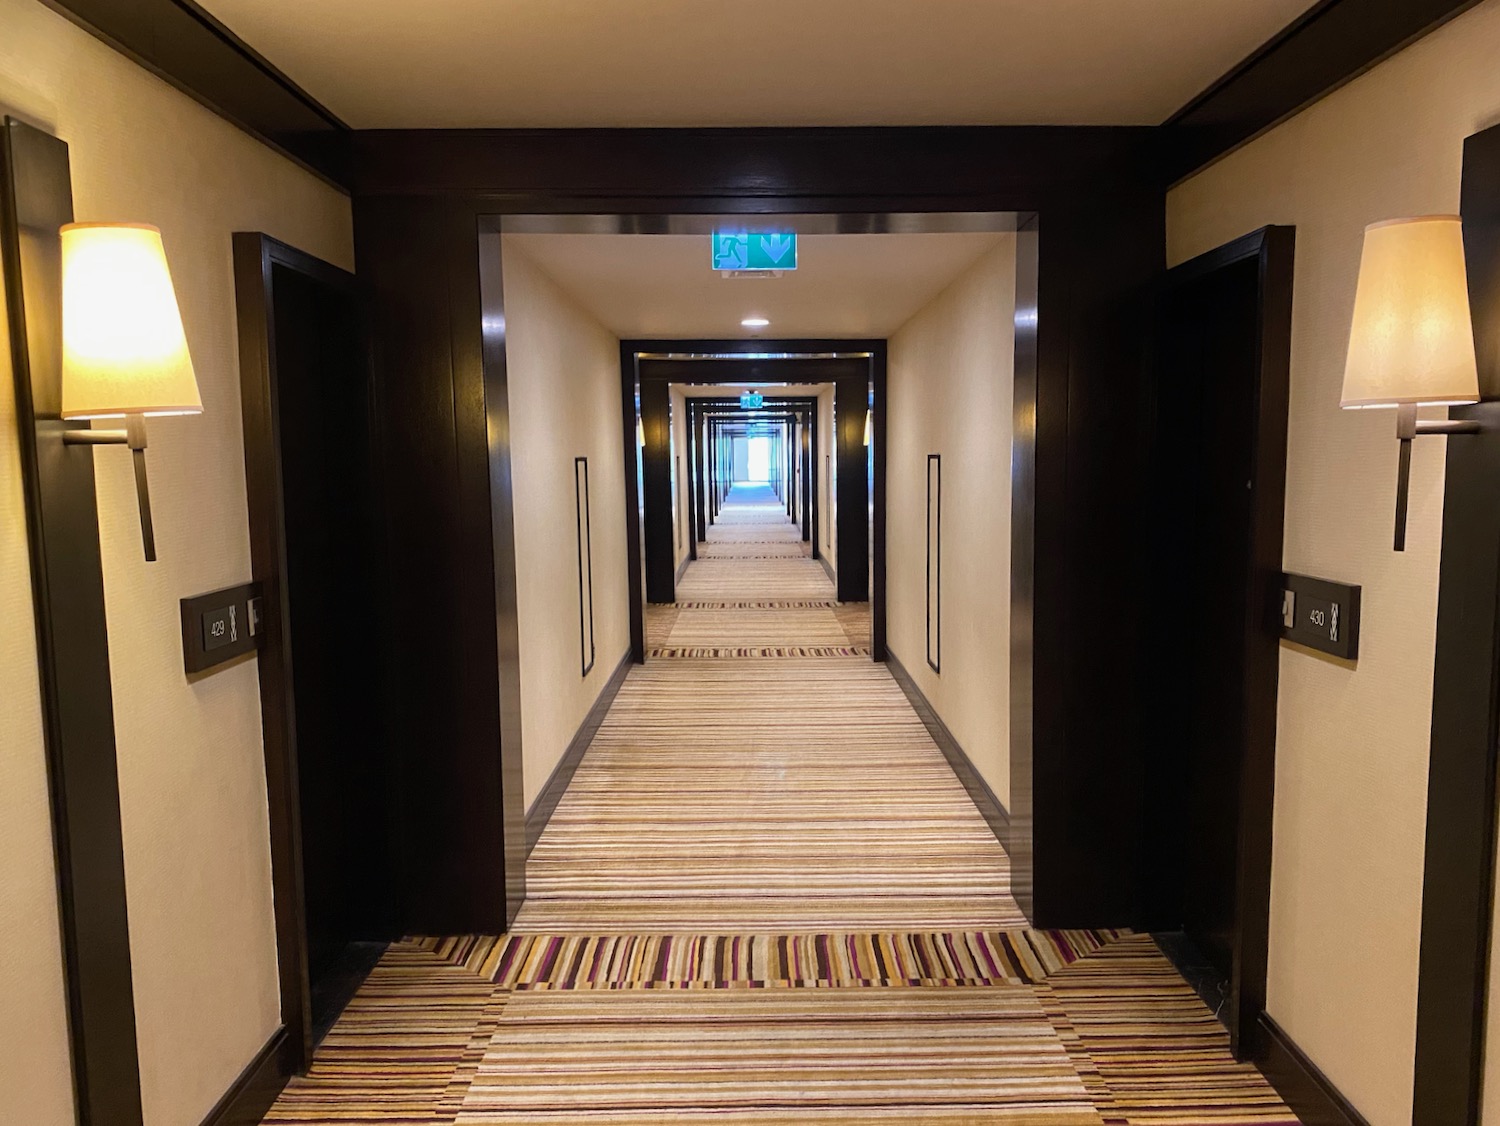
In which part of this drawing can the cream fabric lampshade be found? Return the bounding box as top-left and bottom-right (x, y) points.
(1341, 215), (1480, 409)
(60, 223), (201, 419)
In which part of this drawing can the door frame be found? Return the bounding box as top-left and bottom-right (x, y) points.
(622, 347), (885, 661)
(232, 231), (364, 1070)
(688, 396), (819, 561)
(371, 180), (1160, 938)
(1153, 225), (1295, 1057)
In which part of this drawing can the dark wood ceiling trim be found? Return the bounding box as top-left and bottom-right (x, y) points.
(38, 0), (351, 188)
(33, 0), (1487, 196)
(1161, 0), (1484, 185)
(350, 127), (1153, 202)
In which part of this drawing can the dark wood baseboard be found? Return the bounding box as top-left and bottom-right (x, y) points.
(817, 553), (836, 586)
(1256, 1013), (1370, 1126)
(199, 1027), (292, 1126)
(886, 650), (1010, 850)
(525, 649), (632, 855)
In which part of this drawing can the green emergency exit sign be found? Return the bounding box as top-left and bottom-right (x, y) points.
(713, 230), (798, 271)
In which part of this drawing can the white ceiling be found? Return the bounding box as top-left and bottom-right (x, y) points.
(199, 0), (1318, 129)
(505, 232), (1005, 338)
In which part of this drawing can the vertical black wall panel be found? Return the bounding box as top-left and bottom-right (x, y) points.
(835, 373), (870, 603)
(1407, 120), (1500, 1125)
(870, 352), (888, 659)
(1413, 398), (1500, 1125)
(1009, 218), (1040, 917)
(640, 378), (675, 603)
(1027, 186), (1163, 928)
(694, 408), (708, 544)
(355, 199), (521, 933)
(1, 117), (145, 1124)
(475, 230), (527, 926)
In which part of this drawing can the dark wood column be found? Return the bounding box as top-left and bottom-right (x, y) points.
(870, 351), (888, 659)
(835, 373), (870, 602)
(641, 378), (674, 602)
(786, 419), (798, 518)
(708, 418), (718, 519)
(684, 403), (698, 562)
(810, 399), (821, 559)
(717, 421), (727, 508)
(801, 416), (812, 541)
(693, 406), (708, 543)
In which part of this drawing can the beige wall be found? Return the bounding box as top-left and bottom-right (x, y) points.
(886, 239), (1016, 806)
(1168, 2), (1500, 1120)
(0, 1), (354, 1122)
(818, 384), (837, 570)
(502, 243), (630, 811)
(0, 211), (76, 1126)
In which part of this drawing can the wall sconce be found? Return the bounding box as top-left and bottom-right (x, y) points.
(637, 416), (646, 448)
(863, 408), (872, 447)
(1341, 215), (1481, 551)
(59, 223), (201, 561)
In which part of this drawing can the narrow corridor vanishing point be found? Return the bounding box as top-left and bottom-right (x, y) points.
(266, 485), (1298, 1123)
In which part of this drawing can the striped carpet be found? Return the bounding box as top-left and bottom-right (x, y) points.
(263, 935), (1296, 1125)
(1037, 935), (1300, 1123)
(414, 928), (1122, 990)
(262, 484), (1297, 1124)
(675, 558), (838, 601)
(675, 493), (840, 601)
(512, 654), (1026, 933)
(458, 987), (1104, 1124)
(516, 486), (1012, 934)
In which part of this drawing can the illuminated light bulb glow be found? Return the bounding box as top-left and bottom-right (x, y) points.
(61, 223), (201, 419)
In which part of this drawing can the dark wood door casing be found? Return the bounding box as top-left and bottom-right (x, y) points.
(350, 130), (1163, 935)
(1145, 226), (1294, 1058)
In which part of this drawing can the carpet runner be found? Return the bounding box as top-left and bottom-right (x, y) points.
(262, 484), (1297, 1124)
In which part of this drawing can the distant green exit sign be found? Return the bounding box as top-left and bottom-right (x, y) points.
(713, 230), (797, 271)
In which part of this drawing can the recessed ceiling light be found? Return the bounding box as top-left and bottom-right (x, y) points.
(741, 316), (770, 328)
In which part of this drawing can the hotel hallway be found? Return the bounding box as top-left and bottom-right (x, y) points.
(264, 485), (1296, 1124)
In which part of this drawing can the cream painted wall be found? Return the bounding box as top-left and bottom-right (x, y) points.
(0, 2), (354, 1122)
(0, 221), (76, 1126)
(818, 385), (837, 571)
(886, 240), (1016, 806)
(1167, 2), (1500, 1120)
(502, 243), (630, 811)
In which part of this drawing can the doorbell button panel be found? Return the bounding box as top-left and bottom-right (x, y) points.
(181, 581), (264, 674)
(1280, 572), (1360, 660)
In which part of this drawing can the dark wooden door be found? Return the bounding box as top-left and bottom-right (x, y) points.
(271, 264), (388, 980)
(1146, 226), (1294, 1057)
(235, 234), (392, 1066)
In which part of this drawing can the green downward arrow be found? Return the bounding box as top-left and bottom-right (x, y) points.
(745, 232), (797, 270)
(761, 234), (793, 264)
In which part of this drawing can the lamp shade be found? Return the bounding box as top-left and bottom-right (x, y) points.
(60, 223), (201, 419)
(1341, 215), (1479, 409)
